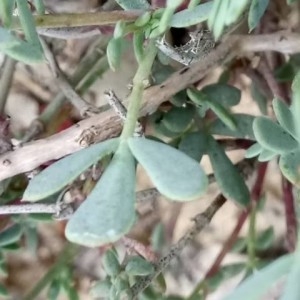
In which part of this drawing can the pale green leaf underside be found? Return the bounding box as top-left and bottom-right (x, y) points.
(128, 137), (208, 201)
(65, 143), (136, 247)
(23, 138), (119, 201)
(0, 28), (20, 49)
(253, 117), (299, 154)
(245, 143), (262, 158)
(273, 98), (296, 138)
(170, 1), (213, 28)
(258, 148), (277, 162)
(279, 149), (300, 187)
(248, 0), (269, 32)
(281, 252), (300, 300)
(0, 28), (44, 63)
(224, 254), (294, 300)
(115, 0), (150, 10)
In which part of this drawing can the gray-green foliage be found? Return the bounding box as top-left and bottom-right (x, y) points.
(225, 254), (294, 300)
(0, 0), (44, 63)
(65, 143), (136, 247)
(3, 1), (297, 298)
(248, 75), (300, 185)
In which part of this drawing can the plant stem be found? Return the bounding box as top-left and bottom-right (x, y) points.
(204, 162), (268, 278)
(11, 10), (144, 30)
(120, 39), (157, 140)
(282, 178), (297, 252)
(22, 38), (109, 142)
(247, 203), (257, 270)
(0, 57), (17, 113)
(130, 194), (226, 297)
(24, 243), (78, 300)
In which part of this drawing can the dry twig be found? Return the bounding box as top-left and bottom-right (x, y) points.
(0, 32), (299, 180)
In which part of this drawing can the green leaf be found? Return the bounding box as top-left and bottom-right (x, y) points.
(292, 71), (300, 144)
(0, 28), (21, 49)
(187, 88), (208, 105)
(1, 40), (44, 64)
(253, 117), (299, 154)
(178, 131), (207, 161)
(208, 0), (229, 40)
(202, 84), (241, 107)
(244, 143), (262, 158)
(23, 138), (119, 201)
(281, 251), (300, 300)
(133, 31), (144, 64)
(65, 286), (79, 300)
(115, 0), (150, 10)
(171, 90), (187, 107)
(128, 137), (208, 201)
(210, 114), (255, 140)
(207, 101), (237, 131)
(151, 223), (165, 252)
(162, 105), (195, 133)
(0, 262), (7, 276)
(0, 224), (22, 247)
(16, 0), (41, 46)
(47, 279), (61, 300)
(274, 62), (295, 82)
(273, 98), (296, 138)
(224, 254), (294, 300)
(207, 263), (245, 291)
(1, 242), (20, 251)
(0, 0), (15, 27)
(250, 82), (267, 114)
(24, 226), (38, 254)
(150, 112), (182, 138)
(257, 148), (277, 162)
(0, 283), (8, 297)
(65, 143), (136, 247)
(279, 149), (300, 186)
(135, 11), (151, 27)
(125, 256), (154, 276)
(90, 278), (112, 298)
(207, 136), (250, 206)
(170, 1), (213, 28)
(107, 38), (123, 71)
(248, 0), (269, 32)
(113, 21), (126, 39)
(225, 0), (249, 27)
(255, 227), (274, 250)
(33, 0), (46, 15)
(102, 249), (121, 277)
(231, 237), (247, 253)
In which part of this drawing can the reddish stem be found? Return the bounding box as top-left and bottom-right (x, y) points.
(282, 178), (297, 252)
(205, 162), (268, 278)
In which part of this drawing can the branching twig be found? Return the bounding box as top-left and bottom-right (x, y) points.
(11, 10), (144, 29)
(0, 32), (299, 180)
(41, 39), (99, 117)
(282, 179), (297, 252)
(0, 203), (73, 220)
(0, 57), (17, 113)
(21, 37), (109, 143)
(204, 162), (268, 279)
(129, 194), (227, 298)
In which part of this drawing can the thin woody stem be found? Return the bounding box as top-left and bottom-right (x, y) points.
(130, 194), (227, 298)
(11, 10), (145, 29)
